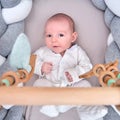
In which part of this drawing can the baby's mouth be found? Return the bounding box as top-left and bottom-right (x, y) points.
(53, 46), (59, 48)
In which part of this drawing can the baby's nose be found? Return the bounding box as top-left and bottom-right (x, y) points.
(52, 36), (57, 42)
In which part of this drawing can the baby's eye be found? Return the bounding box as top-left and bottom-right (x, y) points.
(58, 34), (64, 37)
(46, 34), (52, 37)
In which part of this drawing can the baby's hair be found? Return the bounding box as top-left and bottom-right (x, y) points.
(47, 13), (75, 32)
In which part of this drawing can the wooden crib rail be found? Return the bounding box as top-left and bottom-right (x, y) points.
(0, 87), (120, 105)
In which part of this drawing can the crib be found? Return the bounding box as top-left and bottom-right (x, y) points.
(0, 0), (120, 120)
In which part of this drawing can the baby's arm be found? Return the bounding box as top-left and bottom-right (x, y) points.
(34, 47), (53, 76)
(33, 48), (45, 76)
(65, 47), (92, 84)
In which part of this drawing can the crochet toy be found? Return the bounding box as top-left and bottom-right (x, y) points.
(0, 33), (33, 86)
(87, 0), (120, 119)
(0, 33), (36, 87)
(0, 0), (32, 120)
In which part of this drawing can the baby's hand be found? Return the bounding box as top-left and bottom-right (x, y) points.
(65, 72), (73, 82)
(41, 62), (53, 74)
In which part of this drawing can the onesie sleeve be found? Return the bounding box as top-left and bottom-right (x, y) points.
(76, 47), (93, 75)
(33, 48), (44, 76)
(64, 46), (92, 84)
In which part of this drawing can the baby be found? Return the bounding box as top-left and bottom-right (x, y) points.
(33, 13), (108, 120)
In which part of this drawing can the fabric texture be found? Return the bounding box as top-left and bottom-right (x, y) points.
(77, 105), (108, 120)
(0, 106), (24, 120)
(1, 0), (21, 8)
(3, 106), (24, 120)
(2, 0), (33, 24)
(0, 21), (24, 57)
(0, 21), (24, 76)
(0, 55), (6, 66)
(0, 108), (7, 120)
(10, 33), (31, 72)
(0, 4), (7, 37)
(91, 0), (106, 10)
(103, 106), (120, 120)
(104, 0), (120, 17)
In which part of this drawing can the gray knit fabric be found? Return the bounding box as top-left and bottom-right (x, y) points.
(0, 4), (7, 37)
(91, 1), (120, 120)
(0, 21), (24, 76)
(105, 17), (120, 70)
(0, 108), (7, 120)
(0, 21), (24, 57)
(110, 16), (120, 49)
(0, 106), (24, 120)
(104, 8), (114, 28)
(91, 0), (107, 10)
(1, 0), (21, 8)
(104, 106), (120, 120)
(0, 56), (17, 76)
(105, 41), (120, 70)
(4, 106), (24, 120)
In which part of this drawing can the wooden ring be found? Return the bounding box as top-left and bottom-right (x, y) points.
(93, 64), (106, 77)
(99, 71), (116, 87)
(1, 71), (19, 86)
(17, 69), (29, 83)
(107, 66), (118, 72)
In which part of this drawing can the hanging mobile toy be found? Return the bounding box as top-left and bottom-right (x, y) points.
(0, 33), (36, 87)
(79, 60), (120, 87)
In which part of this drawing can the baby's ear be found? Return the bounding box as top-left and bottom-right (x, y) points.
(72, 32), (78, 42)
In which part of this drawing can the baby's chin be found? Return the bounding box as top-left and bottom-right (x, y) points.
(52, 49), (65, 56)
(52, 50), (60, 54)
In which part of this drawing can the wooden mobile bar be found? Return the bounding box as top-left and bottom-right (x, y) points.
(0, 87), (120, 105)
(0, 56), (120, 106)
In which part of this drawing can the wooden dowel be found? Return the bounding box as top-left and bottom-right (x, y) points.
(0, 87), (120, 105)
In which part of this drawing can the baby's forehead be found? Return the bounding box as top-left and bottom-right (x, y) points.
(45, 14), (74, 32)
(47, 17), (70, 24)
(45, 20), (70, 33)
(46, 18), (73, 30)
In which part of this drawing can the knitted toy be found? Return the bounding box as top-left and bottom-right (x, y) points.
(0, 0), (32, 120)
(91, 0), (120, 119)
(0, 33), (35, 87)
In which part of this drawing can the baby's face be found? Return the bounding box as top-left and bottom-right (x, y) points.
(44, 19), (77, 56)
